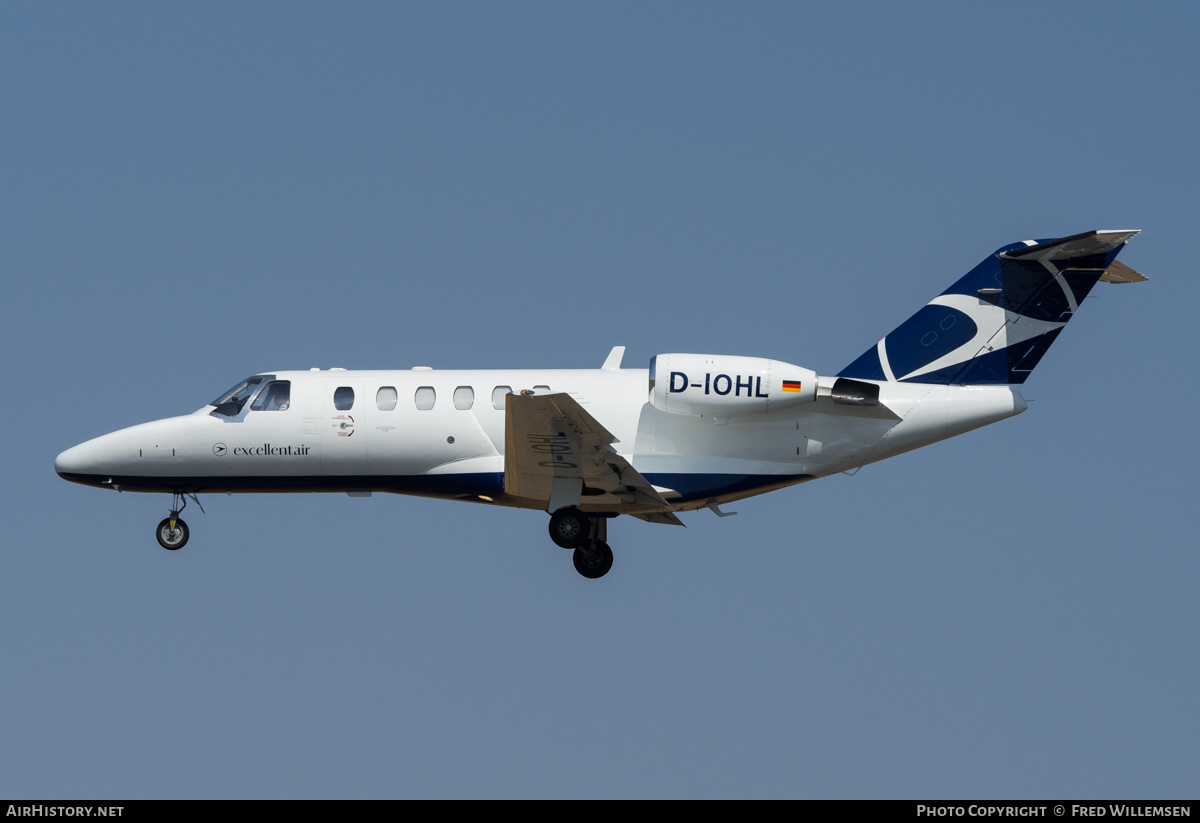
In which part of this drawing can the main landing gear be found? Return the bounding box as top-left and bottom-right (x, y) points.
(156, 492), (203, 551)
(548, 508), (614, 579)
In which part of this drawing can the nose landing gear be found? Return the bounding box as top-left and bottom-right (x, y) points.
(156, 492), (203, 551)
(156, 517), (189, 550)
(549, 508), (615, 579)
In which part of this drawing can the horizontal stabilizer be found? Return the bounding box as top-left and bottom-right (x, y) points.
(1100, 260), (1150, 284)
(1001, 229), (1140, 264)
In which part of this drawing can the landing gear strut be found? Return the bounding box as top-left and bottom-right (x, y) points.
(156, 492), (202, 551)
(549, 509), (614, 579)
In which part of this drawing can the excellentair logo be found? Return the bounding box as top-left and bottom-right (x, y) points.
(229, 444), (313, 456)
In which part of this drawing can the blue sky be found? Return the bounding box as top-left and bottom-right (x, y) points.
(3, 2), (1197, 798)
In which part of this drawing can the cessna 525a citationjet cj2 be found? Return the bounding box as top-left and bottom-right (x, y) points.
(57, 230), (1147, 578)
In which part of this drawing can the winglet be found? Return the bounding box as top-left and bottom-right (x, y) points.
(601, 346), (626, 371)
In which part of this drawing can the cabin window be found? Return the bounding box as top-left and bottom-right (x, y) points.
(251, 381), (291, 411)
(210, 376), (266, 417)
(492, 386), (512, 410)
(453, 386), (474, 410)
(533, 385), (551, 394)
(414, 386), (436, 410)
(376, 387), (398, 411)
(334, 386), (355, 411)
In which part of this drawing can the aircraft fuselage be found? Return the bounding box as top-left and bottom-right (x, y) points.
(55, 364), (1025, 510)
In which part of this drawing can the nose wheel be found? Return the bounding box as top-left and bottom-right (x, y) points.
(156, 517), (189, 550)
(157, 492), (202, 551)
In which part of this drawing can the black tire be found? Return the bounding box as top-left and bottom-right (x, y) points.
(572, 541), (613, 579)
(156, 517), (189, 551)
(548, 508), (589, 549)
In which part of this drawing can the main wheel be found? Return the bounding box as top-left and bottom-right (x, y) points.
(572, 541), (613, 579)
(156, 517), (189, 551)
(549, 508), (589, 549)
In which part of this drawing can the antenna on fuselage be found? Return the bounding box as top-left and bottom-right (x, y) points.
(601, 346), (625, 370)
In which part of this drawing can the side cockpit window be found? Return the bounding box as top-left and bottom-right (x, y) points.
(251, 381), (291, 411)
(210, 376), (266, 418)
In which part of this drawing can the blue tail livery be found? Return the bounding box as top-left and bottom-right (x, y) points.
(838, 230), (1147, 385)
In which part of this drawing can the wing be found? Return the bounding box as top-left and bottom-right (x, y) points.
(503, 392), (683, 525)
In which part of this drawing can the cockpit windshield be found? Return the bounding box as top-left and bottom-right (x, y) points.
(209, 376), (266, 417)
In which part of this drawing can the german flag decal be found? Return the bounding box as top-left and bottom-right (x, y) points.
(781, 380), (803, 393)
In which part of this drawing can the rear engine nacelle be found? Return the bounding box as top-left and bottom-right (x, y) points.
(649, 353), (818, 418)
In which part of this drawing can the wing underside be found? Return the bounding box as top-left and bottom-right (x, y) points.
(503, 393), (683, 524)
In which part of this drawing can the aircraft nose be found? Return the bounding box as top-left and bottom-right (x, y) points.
(55, 440), (99, 480)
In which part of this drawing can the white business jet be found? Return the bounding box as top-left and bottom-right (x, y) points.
(56, 230), (1147, 578)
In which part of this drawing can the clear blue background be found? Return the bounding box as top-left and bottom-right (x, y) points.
(3, 2), (1196, 798)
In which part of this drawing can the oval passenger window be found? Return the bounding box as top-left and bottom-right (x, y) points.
(454, 387), (474, 410)
(377, 387), (398, 411)
(415, 386), (436, 411)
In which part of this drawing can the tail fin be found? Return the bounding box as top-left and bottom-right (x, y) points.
(838, 230), (1146, 385)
